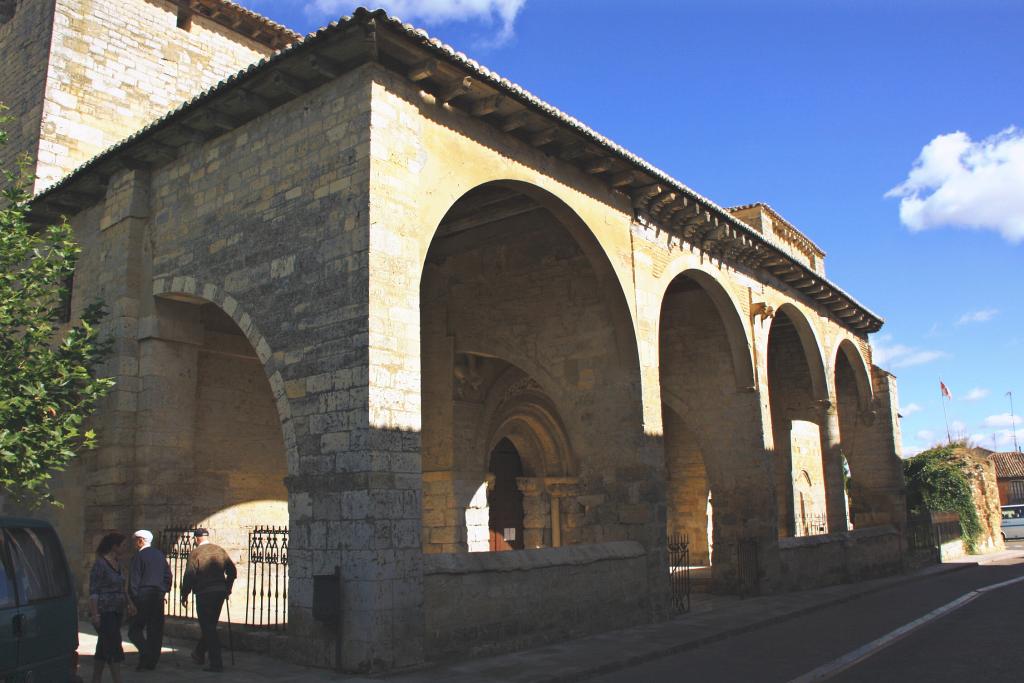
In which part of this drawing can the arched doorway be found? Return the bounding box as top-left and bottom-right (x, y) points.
(419, 181), (645, 555)
(487, 438), (525, 551)
(138, 294), (289, 626)
(658, 271), (764, 592)
(766, 306), (829, 538)
(834, 340), (880, 528)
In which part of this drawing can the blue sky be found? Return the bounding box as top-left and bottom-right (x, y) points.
(239, 0), (1024, 456)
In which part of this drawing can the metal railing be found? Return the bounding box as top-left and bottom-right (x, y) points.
(245, 526), (289, 630)
(737, 538), (759, 598)
(667, 532), (691, 613)
(158, 527), (199, 620)
(795, 512), (828, 537)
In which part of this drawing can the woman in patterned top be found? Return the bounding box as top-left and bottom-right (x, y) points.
(88, 532), (135, 683)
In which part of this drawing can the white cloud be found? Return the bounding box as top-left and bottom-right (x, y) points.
(305, 0), (528, 44)
(902, 445), (925, 458)
(952, 420), (967, 434)
(885, 127), (1024, 243)
(962, 387), (990, 401)
(871, 335), (947, 369)
(915, 429), (935, 441)
(956, 309), (999, 326)
(902, 402), (923, 416)
(983, 412), (1022, 428)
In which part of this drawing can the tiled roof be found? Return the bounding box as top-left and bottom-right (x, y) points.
(183, 0), (301, 50)
(31, 7), (883, 334)
(990, 452), (1024, 479)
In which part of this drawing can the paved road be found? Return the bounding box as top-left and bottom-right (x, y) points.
(590, 553), (1024, 683)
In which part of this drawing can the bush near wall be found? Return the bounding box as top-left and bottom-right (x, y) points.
(903, 444), (984, 553)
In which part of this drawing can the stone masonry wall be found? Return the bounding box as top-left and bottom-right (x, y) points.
(0, 0), (55, 175)
(34, 0), (271, 189)
(60, 66), (374, 669)
(423, 541), (649, 660)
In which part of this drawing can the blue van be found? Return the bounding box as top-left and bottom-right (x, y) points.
(0, 517), (80, 682)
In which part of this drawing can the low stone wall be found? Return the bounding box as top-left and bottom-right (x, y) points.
(423, 541), (650, 661)
(777, 525), (902, 591)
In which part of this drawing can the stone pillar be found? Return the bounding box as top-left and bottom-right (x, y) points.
(81, 168), (151, 585)
(546, 479), (580, 548)
(819, 400), (849, 534)
(517, 477), (549, 549)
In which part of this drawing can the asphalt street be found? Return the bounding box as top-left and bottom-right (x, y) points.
(590, 550), (1024, 683)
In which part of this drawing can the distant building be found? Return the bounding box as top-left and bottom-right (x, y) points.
(989, 452), (1024, 505)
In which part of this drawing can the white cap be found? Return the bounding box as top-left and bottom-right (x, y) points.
(134, 529), (154, 544)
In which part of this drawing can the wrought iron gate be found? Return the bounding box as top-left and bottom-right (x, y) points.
(159, 527), (199, 619)
(737, 538), (759, 598)
(667, 532), (691, 613)
(245, 526), (289, 630)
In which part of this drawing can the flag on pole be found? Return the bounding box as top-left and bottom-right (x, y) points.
(940, 381), (952, 399)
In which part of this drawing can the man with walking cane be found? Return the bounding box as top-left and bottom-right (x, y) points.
(180, 528), (237, 673)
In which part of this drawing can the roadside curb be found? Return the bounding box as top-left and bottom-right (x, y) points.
(530, 562), (980, 683)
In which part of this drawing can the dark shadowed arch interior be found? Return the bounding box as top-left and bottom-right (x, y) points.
(835, 341), (880, 528)
(767, 307), (829, 538)
(419, 181), (647, 555)
(659, 272), (762, 592)
(136, 295), (289, 621)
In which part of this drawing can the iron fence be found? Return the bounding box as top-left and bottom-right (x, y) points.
(667, 532), (690, 613)
(158, 527), (199, 619)
(796, 512), (829, 537)
(737, 538), (759, 598)
(245, 526), (289, 630)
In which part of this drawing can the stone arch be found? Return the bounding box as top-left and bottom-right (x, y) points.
(419, 179), (643, 380)
(766, 304), (832, 538)
(834, 338), (873, 412)
(658, 269), (771, 589)
(152, 275), (298, 474)
(143, 277), (294, 620)
(420, 179), (651, 554)
(772, 303), (829, 403)
(655, 266), (755, 391)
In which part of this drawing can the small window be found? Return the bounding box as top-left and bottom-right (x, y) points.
(5, 527), (72, 603)
(176, 7), (192, 31)
(0, 535), (16, 609)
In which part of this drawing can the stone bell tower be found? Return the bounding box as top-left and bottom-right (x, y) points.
(0, 0), (297, 192)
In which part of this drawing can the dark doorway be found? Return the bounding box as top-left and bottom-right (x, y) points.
(488, 438), (525, 551)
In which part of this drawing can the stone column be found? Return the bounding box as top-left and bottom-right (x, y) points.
(517, 477), (549, 549)
(819, 400), (849, 534)
(546, 479), (580, 548)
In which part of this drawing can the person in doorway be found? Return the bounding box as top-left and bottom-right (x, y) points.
(127, 529), (171, 671)
(88, 532), (136, 683)
(180, 528), (236, 673)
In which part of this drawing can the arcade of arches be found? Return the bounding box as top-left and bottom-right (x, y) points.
(23, 16), (911, 669)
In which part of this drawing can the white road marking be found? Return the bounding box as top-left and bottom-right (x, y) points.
(787, 572), (1024, 682)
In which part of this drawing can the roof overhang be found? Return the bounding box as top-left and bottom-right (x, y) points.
(31, 7), (884, 335)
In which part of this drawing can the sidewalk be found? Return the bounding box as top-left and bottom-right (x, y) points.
(77, 548), (1024, 682)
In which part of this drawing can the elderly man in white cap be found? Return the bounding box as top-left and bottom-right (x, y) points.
(128, 529), (171, 671)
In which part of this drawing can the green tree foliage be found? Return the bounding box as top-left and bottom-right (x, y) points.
(0, 106), (114, 507)
(903, 443), (983, 552)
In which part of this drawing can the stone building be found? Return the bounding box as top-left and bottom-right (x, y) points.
(2, 1), (907, 672)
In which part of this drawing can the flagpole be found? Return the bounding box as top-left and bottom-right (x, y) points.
(1009, 391), (1021, 452)
(940, 379), (952, 444)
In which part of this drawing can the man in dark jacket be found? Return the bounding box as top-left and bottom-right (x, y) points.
(128, 529), (172, 671)
(180, 528), (236, 673)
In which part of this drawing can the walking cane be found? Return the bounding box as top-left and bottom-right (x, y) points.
(225, 595), (235, 666)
